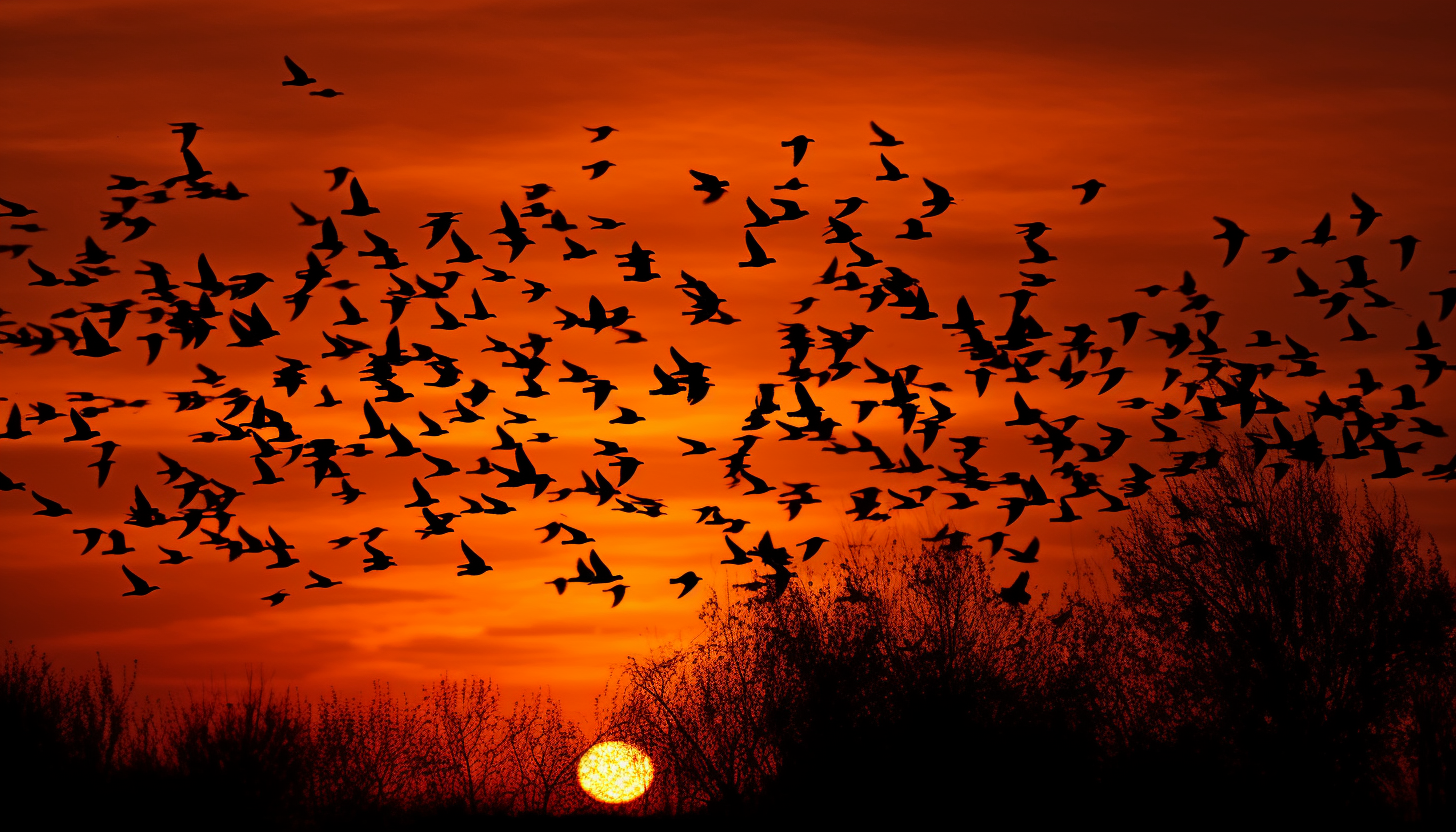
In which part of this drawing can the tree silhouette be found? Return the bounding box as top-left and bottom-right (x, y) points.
(1109, 427), (1456, 815)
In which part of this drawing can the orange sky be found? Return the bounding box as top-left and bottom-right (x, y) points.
(1, 0), (1453, 712)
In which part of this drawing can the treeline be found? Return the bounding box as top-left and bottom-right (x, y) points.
(0, 651), (597, 827)
(609, 435), (1455, 823)
(3, 436), (1453, 825)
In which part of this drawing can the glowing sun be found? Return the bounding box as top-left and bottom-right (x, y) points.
(577, 741), (654, 803)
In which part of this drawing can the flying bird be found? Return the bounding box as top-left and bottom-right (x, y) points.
(1212, 217), (1249, 267)
(1072, 179), (1106, 204)
(668, 571), (701, 598)
(782, 135), (813, 166)
(869, 121), (903, 146)
(1350, 193), (1381, 235)
(340, 179), (379, 216)
(582, 160), (615, 179)
(689, 170), (729, 203)
(121, 565), (159, 596)
(281, 56), (316, 86)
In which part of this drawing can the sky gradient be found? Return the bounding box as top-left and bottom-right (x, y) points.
(1, 0), (1452, 711)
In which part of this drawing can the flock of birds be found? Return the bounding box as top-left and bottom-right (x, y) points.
(1, 56), (1452, 611)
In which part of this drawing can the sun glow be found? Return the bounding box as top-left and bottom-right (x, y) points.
(577, 741), (654, 804)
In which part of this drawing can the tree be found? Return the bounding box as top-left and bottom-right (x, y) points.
(1109, 427), (1455, 814)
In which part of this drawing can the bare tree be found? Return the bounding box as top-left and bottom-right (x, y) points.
(1110, 427), (1456, 812)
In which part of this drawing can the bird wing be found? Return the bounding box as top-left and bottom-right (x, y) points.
(744, 231), (767, 258)
(284, 55), (310, 82)
(182, 149), (207, 179)
(461, 542), (484, 567)
(589, 550), (614, 579)
(450, 231), (476, 258)
(514, 446), (537, 477)
(121, 564), (148, 591)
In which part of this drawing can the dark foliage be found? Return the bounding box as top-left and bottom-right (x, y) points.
(3, 437), (1452, 825)
(607, 434), (1455, 823)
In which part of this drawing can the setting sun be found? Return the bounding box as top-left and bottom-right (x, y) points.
(577, 741), (654, 804)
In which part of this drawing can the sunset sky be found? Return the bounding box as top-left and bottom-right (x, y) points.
(1, 0), (1452, 712)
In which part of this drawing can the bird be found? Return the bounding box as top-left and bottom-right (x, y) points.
(1391, 235), (1419, 271)
(0, 196), (38, 217)
(1350, 193), (1382, 235)
(262, 590), (289, 606)
(896, 219), (931, 240)
(999, 572), (1031, 606)
(32, 493), (72, 517)
(1303, 213), (1336, 246)
(920, 179), (955, 217)
(121, 565), (159, 596)
(739, 231), (775, 268)
(582, 160), (615, 179)
(324, 167), (352, 190)
(585, 126), (617, 142)
(689, 170), (729, 203)
(1212, 217), (1250, 266)
(1005, 537), (1040, 563)
(1072, 179), (1106, 204)
(875, 154), (908, 182)
(678, 436), (715, 455)
(782, 135), (813, 166)
(605, 585), (628, 607)
(340, 179), (379, 216)
(108, 174), (149, 190)
(669, 571), (701, 598)
(868, 121), (903, 146)
(281, 56), (316, 86)
(457, 542), (493, 576)
(305, 571), (342, 588)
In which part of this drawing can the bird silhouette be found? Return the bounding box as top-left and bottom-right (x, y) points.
(281, 56), (316, 86)
(582, 160), (615, 179)
(689, 170), (729, 203)
(739, 231), (775, 268)
(1350, 193), (1382, 235)
(669, 571), (701, 597)
(869, 121), (903, 146)
(1391, 235), (1419, 270)
(1072, 179), (1106, 204)
(1303, 213), (1337, 246)
(875, 154), (908, 182)
(121, 565), (158, 596)
(999, 571), (1031, 606)
(782, 135), (813, 166)
(457, 542), (494, 576)
(1212, 217), (1250, 266)
(305, 571), (342, 588)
